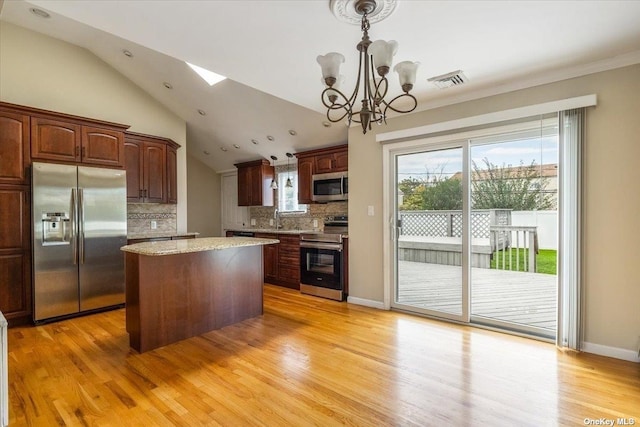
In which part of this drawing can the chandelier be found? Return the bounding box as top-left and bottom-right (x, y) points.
(317, 0), (419, 134)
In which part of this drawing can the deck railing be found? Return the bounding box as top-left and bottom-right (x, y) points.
(490, 225), (538, 273)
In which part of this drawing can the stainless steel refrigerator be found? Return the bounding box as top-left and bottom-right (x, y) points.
(32, 162), (127, 322)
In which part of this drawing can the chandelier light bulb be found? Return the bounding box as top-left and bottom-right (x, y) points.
(394, 61), (420, 92)
(317, 52), (345, 85)
(369, 40), (398, 75)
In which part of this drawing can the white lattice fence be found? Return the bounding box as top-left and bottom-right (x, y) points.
(400, 209), (511, 238)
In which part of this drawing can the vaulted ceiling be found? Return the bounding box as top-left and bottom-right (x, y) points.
(2, 0), (640, 171)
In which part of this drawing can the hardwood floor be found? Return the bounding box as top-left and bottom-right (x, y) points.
(8, 285), (640, 426)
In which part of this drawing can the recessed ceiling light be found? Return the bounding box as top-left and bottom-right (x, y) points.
(122, 49), (133, 58)
(288, 129), (297, 136)
(29, 8), (50, 18)
(163, 82), (173, 89)
(220, 147), (228, 152)
(185, 62), (226, 86)
(197, 109), (206, 116)
(267, 135), (275, 141)
(203, 150), (210, 155)
(233, 144), (240, 149)
(322, 121), (331, 128)
(251, 139), (259, 145)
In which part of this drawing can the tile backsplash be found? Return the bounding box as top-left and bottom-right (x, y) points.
(249, 201), (347, 231)
(127, 203), (177, 235)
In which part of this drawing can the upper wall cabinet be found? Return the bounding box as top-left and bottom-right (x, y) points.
(0, 108), (31, 186)
(295, 144), (348, 204)
(31, 116), (126, 168)
(234, 159), (275, 207)
(125, 132), (180, 204)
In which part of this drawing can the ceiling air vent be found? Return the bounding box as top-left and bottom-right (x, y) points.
(427, 70), (468, 89)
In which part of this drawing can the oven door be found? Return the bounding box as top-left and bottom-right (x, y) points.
(300, 244), (343, 290)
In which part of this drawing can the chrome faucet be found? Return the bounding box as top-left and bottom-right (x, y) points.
(274, 208), (280, 229)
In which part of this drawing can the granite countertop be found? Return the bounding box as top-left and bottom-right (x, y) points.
(226, 228), (319, 235)
(121, 236), (279, 256)
(127, 231), (200, 240)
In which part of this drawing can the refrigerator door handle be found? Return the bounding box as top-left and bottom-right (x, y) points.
(71, 188), (78, 265)
(79, 188), (85, 265)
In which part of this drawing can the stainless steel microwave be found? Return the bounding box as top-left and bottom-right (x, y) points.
(312, 172), (348, 202)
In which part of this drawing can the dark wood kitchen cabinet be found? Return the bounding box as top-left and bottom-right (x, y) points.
(297, 157), (314, 204)
(295, 144), (347, 204)
(235, 159), (275, 207)
(255, 233), (300, 289)
(0, 110), (31, 185)
(0, 189), (32, 325)
(0, 105), (32, 325)
(31, 116), (126, 168)
(166, 144), (178, 204)
(125, 132), (180, 204)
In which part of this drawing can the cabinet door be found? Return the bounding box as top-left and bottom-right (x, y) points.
(31, 117), (81, 162)
(166, 146), (178, 204)
(333, 150), (348, 172)
(81, 126), (125, 168)
(263, 243), (279, 283)
(0, 111), (30, 185)
(256, 233), (278, 283)
(124, 140), (143, 202)
(237, 166), (252, 206)
(143, 142), (166, 203)
(278, 235), (300, 287)
(314, 154), (335, 174)
(297, 157), (314, 204)
(0, 189), (32, 321)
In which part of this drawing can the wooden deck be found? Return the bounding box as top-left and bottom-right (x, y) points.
(397, 261), (557, 332)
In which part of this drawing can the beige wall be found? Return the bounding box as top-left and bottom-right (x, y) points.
(187, 154), (221, 237)
(0, 22), (188, 231)
(349, 64), (640, 353)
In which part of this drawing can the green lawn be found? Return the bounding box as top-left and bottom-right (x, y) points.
(490, 248), (557, 275)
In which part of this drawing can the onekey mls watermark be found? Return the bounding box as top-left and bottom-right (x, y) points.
(584, 419), (636, 426)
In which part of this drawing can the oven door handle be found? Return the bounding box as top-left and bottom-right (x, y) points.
(300, 242), (343, 251)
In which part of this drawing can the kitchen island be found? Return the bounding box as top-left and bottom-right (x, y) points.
(121, 237), (278, 353)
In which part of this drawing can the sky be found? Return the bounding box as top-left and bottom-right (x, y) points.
(397, 135), (559, 180)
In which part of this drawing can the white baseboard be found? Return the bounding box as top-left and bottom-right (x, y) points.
(347, 296), (386, 310)
(582, 342), (640, 363)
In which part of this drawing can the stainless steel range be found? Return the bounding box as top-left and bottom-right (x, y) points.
(300, 216), (347, 301)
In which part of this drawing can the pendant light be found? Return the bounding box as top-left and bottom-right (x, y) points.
(285, 153), (294, 188)
(270, 155), (278, 190)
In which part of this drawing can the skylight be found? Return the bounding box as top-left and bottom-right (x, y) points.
(185, 62), (226, 86)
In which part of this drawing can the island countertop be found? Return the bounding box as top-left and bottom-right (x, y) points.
(120, 236), (279, 256)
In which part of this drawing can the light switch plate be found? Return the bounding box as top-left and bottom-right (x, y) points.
(313, 219), (318, 228)
(151, 220), (157, 229)
(269, 219), (274, 226)
(367, 205), (375, 216)
(250, 218), (256, 226)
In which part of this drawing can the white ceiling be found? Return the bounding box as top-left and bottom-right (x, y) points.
(2, 0), (640, 172)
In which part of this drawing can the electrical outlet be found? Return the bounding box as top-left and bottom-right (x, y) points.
(251, 218), (256, 226)
(269, 219), (274, 226)
(150, 220), (157, 230)
(313, 219), (318, 228)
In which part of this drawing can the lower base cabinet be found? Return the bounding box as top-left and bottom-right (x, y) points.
(255, 233), (300, 290)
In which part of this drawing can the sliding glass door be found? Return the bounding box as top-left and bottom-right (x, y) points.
(390, 117), (560, 339)
(469, 121), (559, 338)
(393, 143), (468, 322)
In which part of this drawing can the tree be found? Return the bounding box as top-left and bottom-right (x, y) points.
(471, 158), (555, 210)
(398, 175), (462, 211)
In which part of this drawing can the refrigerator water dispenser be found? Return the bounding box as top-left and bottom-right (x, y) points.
(41, 212), (70, 245)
